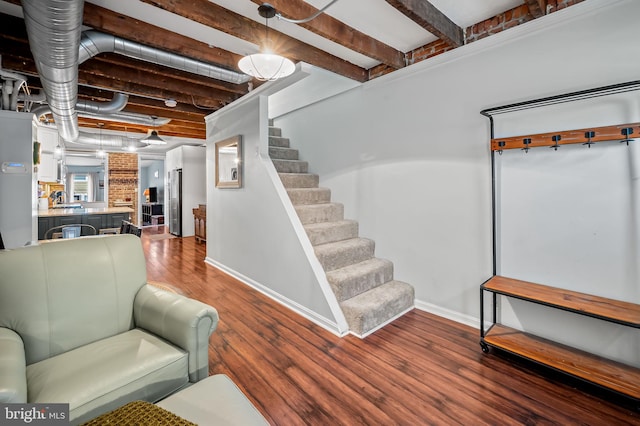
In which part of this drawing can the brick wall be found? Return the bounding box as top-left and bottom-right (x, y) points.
(369, 0), (584, 79)
(466, 0), (584, 44)
(108, 152), (138, 225)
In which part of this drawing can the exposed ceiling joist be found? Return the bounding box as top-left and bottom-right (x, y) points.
(139, 0), (368, 82)
(249, 0), (406, 69)
(384, 0), (464, 48)
(525, 0), (548, 19)
(81, 2), (244, 73)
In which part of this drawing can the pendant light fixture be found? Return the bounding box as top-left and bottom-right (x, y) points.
(96, 123), (106, 158)
(238, 3), (295, 81)
(143, 116), (166, 145)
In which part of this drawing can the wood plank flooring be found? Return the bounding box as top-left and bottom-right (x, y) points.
(141, 228), (639, 425)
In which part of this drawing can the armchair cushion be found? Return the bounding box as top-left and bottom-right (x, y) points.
(0, 328), (26, 403)
(134, 285), (218, 382)
(0, 235), (147, 364)
(27, 329), (188, 424)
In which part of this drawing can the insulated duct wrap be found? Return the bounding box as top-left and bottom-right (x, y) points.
(22, 0), (84, 142)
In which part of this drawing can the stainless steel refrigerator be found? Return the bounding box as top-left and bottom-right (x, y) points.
(168, 168), (182, 236)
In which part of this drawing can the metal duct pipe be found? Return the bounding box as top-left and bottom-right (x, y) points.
(30, 92), (129, 122)
(76, 92), (128, 115)
(10, 79), (24, 110)
(1, 81), (9, 110)
(78, 110), (171, 127)
(79, 30), (251, 84)
(18, 90), (47, 103)
(22, 0), (84, 142)
(32, 97), (170, 128)
(0, 67), (27, 110)
(76, 131), (147, 149)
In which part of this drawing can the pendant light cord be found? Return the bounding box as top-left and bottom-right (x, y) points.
(276, 0), (340, 24)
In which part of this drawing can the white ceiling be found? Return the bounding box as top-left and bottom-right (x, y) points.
(84, 0), (524, 69)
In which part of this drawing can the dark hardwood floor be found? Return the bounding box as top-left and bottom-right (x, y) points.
(141, 227), (639, 425)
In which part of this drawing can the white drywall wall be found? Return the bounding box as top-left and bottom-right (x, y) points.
(205, 90), (339, 332)
(272, 0), (640, 343)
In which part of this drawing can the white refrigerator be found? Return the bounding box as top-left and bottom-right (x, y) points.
(0, 111), (38, 248)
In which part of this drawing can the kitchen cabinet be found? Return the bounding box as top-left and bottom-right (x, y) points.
(37, 217), (53, 240)
(36, 126), (59, 183)
(107, 213), (129, 229)
(83, 214), (105, 232)
(38, 209), (132, 239)
(37, 152), (58, 182)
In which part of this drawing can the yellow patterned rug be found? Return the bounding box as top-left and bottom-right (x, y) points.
(82, 400), (195, 426)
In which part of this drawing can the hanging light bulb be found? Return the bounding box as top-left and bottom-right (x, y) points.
(238, 4), (295, 81)
(54, 136), (64, 159)
(143, 116), (167, 145)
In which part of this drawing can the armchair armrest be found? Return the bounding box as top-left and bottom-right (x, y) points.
(0, 327), (27, 403)
(134, 285), (219, 382)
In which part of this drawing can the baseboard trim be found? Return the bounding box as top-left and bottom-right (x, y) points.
(204, 256), (348, 338)
(414, 299), (480, 330)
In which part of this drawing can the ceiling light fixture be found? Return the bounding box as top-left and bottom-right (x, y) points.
(238, 3), (295, 81)
(164, 98), (177, 108)
(143, 116), (167, 145)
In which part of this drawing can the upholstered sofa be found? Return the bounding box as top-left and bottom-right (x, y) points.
(0, 234), (219, 424)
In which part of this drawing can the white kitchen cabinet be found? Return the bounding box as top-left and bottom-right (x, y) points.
(37, 126), (59, 182)
(37, 151), (57, 182)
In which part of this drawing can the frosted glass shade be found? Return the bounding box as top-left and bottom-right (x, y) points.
(238, 53), (295, 81)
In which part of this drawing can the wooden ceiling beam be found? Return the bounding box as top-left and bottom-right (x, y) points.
(76, 71), (224, 110)
(81, 2), (244, 73)
(525, 0), (548, 19)
(249, 0), (405, 69)
(78, 60), (239, 105)
(77, 117), (205, 139)
(77, 88), (209, 118)
(140, 0), (368, 82)
(93, 54), (248, 95)
(385, 0), (463, 48)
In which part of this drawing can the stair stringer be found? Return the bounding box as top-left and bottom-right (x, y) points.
(258, 151), (350, 336)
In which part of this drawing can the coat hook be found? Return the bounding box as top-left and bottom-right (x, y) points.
(583, 131), (595, 148)
(621, 128), (633, 146)
(497, 141), (506, 155)
(551, 134), (561, 151)
(522, 138), (531, 153)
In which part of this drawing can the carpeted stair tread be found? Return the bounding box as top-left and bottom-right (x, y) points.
(287, 188), (331, 205)
(340, 280), (415, 336)
(314, 238), (374, 271)
(327, 258), (394, 301)
(269, 146), (299, 160)
(279, 173), (319, 188)
(269, 136), (290, 148)
(295, 203), (344, 225)
(270, 124), (416, 336)
(304, 220), (358, 245)
(273, 159), (309, 174)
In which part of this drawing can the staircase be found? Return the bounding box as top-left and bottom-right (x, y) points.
(269, 124), (414, 337)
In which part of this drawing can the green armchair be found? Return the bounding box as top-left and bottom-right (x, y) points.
(0, 235), (218, 424)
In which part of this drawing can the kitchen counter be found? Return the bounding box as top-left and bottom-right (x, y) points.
(39, 207), (134, 217)
(37, 207), (134, 240)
